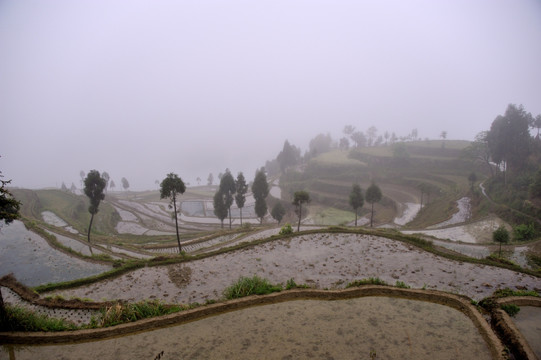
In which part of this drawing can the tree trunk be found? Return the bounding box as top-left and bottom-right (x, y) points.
(228, 206), (232, 229)
(370, 203), (374, 227)
(173, 197), (181, 253)
(87, 213), (95, 243)
(354, 209), (358, 226)
(240, 208), (243, 226)
(297, 204), (302, 232)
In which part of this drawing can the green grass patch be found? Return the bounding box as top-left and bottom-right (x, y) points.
(223, 275), (282, 299)
(395, 281), (410, 289)
(90, 300), (182, 328)
(492, 288), (539, 298)
(501, 304), (520, 317)
(285, 278), (311, 290)
(2, 306), (78, 332)
(312, 207), (356, 226)
(346, 277), (388, 288)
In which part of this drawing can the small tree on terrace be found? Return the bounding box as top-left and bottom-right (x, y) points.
(121, 177), (130, 191)
(84, 170), (106, 243)
(252, 168), (269, 224)
(160, 173), (186, 253)
(493, 225), (509, 257)
(468, 172), (477, 191)
(102, 172), (110, 193)
(219, 169), (236, 229)
(365, 182), (382, 227)
(109, 180), (116, 192)
(293, 190), (311, 231)
(235, 172), (248, 225)
(271, 202), (286, 224)
(213, 190), (228, 228)
(349, 184), (364, 226)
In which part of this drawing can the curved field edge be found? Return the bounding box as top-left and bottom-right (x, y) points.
(491, 297), (541, 360)
(0, 286), (507, 359)
(29, 226), (541, 294)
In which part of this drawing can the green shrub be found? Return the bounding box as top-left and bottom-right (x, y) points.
(95, 300), (181, 328)
(395, 281), (410, 289)
(493, 288), (539, 298)
(2, 306), (77, 332)
(346, 278), (388, 288)
(285, 278), (310, 290)
(513, 223), (536, 241)
(501, 304), (520, 317)
(223, 275), (282, 299)
(279, 223), (293, 235)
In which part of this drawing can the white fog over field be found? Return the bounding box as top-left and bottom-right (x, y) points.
(1, 0), (540, 189)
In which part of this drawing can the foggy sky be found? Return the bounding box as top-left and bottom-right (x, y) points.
(1, 0), (540, 190)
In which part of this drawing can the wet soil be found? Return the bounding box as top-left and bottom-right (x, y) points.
(46, 233), (541, 305)
(0, 297), (494, 360)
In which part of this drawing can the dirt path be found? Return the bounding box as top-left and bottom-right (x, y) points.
(46, 233), (541, 304)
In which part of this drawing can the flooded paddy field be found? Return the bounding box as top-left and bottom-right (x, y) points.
(510, 306), (541, 358)
(0, 297), (494, 360)
(46, 233), (541, 304)
(0, 221), (111, 287)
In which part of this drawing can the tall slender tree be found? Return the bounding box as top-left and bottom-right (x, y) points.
(213, 190), (228, 228)
(348, 184), (364, 226)
(235, 172), (248, 225)
(293, 191), (311, 231)
(84, 170), (106, 243)
(219, 169), (236, 229)
(487, 104), (532, 181)
(121, 177), (130, 191)
(160, 173), (186, 253)
(365, 182), (382, 227)
(252, 168), (269, 224)
(102, 172), (110, 193)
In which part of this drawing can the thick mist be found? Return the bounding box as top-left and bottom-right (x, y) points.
(1, 0), (540, 190)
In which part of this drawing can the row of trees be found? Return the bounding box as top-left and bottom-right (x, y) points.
(464, 104), (541, 194)
(75, 171), (129, 193)
(349, 182), (382, 227)
(272, 182), (383, 231)
(213, 169), (269, 228)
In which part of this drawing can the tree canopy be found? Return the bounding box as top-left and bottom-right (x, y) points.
(160, 172), (186, 252)
(487, 104), (532, 176)
(83, 170), (106, 242)
(293, 190), (311, 231)
(121, 177), (130, 191)
(365, 182), (382, 227)
(213, 191), (228, 228)
(271, 202), (286, 224)
(0, 171), (20, 225)
(348, 184), (364, 226)
(219, 169), (236, 229)
(277, 140), (301, 173)
(252, 168), (269, 223)
(235, 172), (248, 225)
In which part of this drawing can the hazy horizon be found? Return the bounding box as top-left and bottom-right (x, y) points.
(2, 1), (540, 190)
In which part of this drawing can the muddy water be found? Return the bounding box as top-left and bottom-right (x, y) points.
(0, 221), (111, 286)
(511, 306), (541, 358)
(0, 297), (492, 360)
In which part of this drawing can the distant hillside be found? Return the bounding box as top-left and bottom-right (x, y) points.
(277, 140), (484, 227)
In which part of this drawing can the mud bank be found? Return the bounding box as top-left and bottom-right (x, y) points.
(0, 287), (505, 360)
